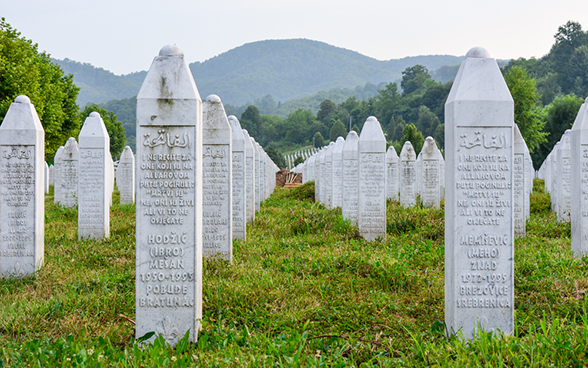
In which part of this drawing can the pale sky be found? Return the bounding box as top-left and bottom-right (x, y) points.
(3, 0), (587, 75)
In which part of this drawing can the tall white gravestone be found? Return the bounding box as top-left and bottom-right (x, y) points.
(117, 146), (136, 205)
(202, 95), (232, 260)
(358, 117), (386, 241)
(253, 139), (261, 211)
(399, 141), (417, 207)
(385, 146), (399, 201)
(324, 142), (335, 208)
(229, 116), (246, 240)
(53, 146), (64, 204)
(421, 137), (441, 208)
(135, 44), (203, 346)
(0, 96), (45, 276)
(571, 98), (588, 257)
(342, 131), (359, 224)
(60, 137), (79, 208)
(445, 47), (514, 338)
(513, 124), (525, 238)
(44, 162), (49, 194)
(78, 112), (110, 240)
(332, 137), (345, 208)
(243, 130), (255, 223)
(557, 130), (571, 223)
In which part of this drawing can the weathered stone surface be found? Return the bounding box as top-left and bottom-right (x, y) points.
(242, 130), (255, 223)
(444, 47), (514, 339)
(117, 146), (135, 204)
(0, 95), (45, 276)
(557, 131), (571, 223)
(399, 141), (417, 207)
(253, 139), (261, 212)
(53, 146), (64, 204)
(324, 142), (335, 209)
(229, 116), (246, 240)
(358, 117), (386, 241)
(202, 95), (232, 260)
(332, 137), (345, 208)
(571, 97), (588, 257)
(513, 124), (525, 237)
(385, 146), (399, 201)
(318, 147), (327, 205)
(44, 161), (49, 194)
(60, 137), (79, 208)
(78, 112), (110, 240)
(342, 131), (359, 224)
(421, 137), (441, 208)
(551, 142), (559, 212)
(135, 44), (203, 346)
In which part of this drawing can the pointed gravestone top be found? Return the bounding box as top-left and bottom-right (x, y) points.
(360, 116), (386, 147)
(386, 145), (399, 160)
(159, 44), (184, 56)
(63, 137), (79, 154)
(79, 112), (109, 148)
(120, 145), (134, 161)
(465, 46), (490, 58)
(1, 95), (43, 134)
(400, 141), (416, 160)
(228, 116), (245, 147)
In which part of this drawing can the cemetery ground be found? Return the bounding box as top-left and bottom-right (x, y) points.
(1, 181), (587, 366)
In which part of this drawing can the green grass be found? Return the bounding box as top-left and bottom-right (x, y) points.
(1, 179), (587, 366)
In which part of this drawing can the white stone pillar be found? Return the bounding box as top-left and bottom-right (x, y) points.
(571, 97), (588, 257)
(229, 116), (246, 240)
(444, 47), (514, 338)
(53, 146), (64, 204)
(342, 131), (359, 224)
(358, 117), (386, 241)
(514, 124), (525, 237)
(421, 136), (441, 208)
(135, 44), (203, 346)
(116, 146), (135, 205)
(385, 146), (399, 201)
(399, 141), (417, 207)
(332, 137), (345, 208)
(243, 130), (255, 223)
(0, 95), (45, 276)
(78, 112), (110, 240)
(61, 137), (79, 208)
(557, 130), (571, 223)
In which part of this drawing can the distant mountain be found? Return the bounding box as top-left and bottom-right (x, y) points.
(54, 39), (465, 107)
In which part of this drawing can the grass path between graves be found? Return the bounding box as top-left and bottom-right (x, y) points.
(1, 181), (588, 366)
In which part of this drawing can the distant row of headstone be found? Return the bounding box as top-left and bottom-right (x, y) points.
(0, 45), (279, 346)
(538, 96), (588, 256)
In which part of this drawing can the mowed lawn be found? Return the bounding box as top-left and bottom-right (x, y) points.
(1, 180), (587, 367)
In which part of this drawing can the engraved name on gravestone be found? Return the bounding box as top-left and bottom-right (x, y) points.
(557, 130), (571, 223)
(445, 47), (514, 339)
(386, 146), (399, 201)
(117, 146), (136, 205)
(399, 141), (417, 207)
(202, 95), (232, 260)
(332, 137), (345, 208)
(324, 142), (334, 208)
(135, 44), (203, 346)
(421, 137), (441, 208)
(513, 124), (525, 238)
(0, 95), (45, 276)
(53, 146), (63, 205)
(551, 142), (559, 212)
(61, 137), (79, 208)
(229, 116), (246, 239)
(571, 98), (588, 257)
(358, 117), (386, 241)
(78, 112), (110, 240)
(342, 131), (359, 224)
(253, 139), (260, 211)
(242, 129), (255, 223)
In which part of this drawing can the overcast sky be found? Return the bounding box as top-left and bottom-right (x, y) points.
(3, 0), (588, 75)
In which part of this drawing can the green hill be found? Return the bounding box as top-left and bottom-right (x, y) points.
(54, 39), (463, 107)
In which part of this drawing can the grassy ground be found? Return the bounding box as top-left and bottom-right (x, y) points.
(1, 180), (587, 367)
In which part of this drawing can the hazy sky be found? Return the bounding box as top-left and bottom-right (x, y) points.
(4, 0), (587, 75)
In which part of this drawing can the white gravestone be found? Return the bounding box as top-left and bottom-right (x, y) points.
(385, 146), (399, 201)
(78, 112), (110, 240)
(557, 130), (571, 223)
(135, 44), (203, 346)
(444, 47), (514, 339)
(416, 152), (422, 199)
(399, 141), (417, 207)
(571, 97), (588, 257)
(524, 151), (532, 220)
(44, 162), (49, 194)
(332, 137), (345, 208)
(324, 142), (335, 208)
(202, 95), (233, 260)
(342, 131), (359, 224)
(229, 116), (246, 240)
(49, 164), (54, 187)
(117, 146), (135, 205)
(551, 142), (559, 212)
(358, 117), (386, 241)
(440, 153), (445, 201)
(513, 124), (525, 237)
(60, 137), (79, 208)
(421, 137), (441, 208)
(242, 130), (255, 223)
(53, 146), (63, 204)
(316, 148), (324, 203)
(253, 139), (261, 211)
(0, 95), (45, 276)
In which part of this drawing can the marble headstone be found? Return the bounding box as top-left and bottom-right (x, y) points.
(358, 117), (386, 241)
(444, 47), (514, 338)
(78, 112), (110, 240)
(342, 131), (359, 224)
(53, 146), (63, 204)
(44, 162), (49, 194)
(60, 137), (79, 208)
(229, 116), (246, 240)
(135, 44), (203, 346)
(513, 124), (525, 237)
(0, 95), (45, 276)
(571, 97), (588, 257)
(242, 129), (255, 223)
(421, 137), (441, 208)
(385, 146), (399, 201)
(557, 131), (571, 223)
(332, 137), (345, 208)
(399, 141), (417, 207)
(117, 146), (136, 205)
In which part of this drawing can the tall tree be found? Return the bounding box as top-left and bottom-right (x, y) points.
(504, 66), (548, 152)
(0, 18), (81, 160)
(401, 65), (431, 95)
(240, 105), (262, 138)
(329, 119), (347, 141)
(265, 146), (285, 169)
(317, 99), (337, 124)
(313, 132), (324, 148)
(81, 104), (126, 160)
(401, 124), (424, 154)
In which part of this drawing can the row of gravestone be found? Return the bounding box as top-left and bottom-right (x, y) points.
(0, 45), (279, 346)
(538, 97), (588, 256)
